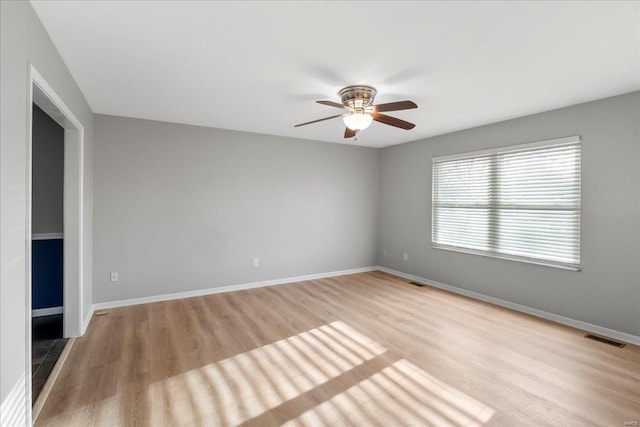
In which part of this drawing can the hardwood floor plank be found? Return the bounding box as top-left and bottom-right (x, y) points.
(36, 272), (640, 426)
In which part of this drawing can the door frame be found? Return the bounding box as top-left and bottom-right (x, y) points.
(26, 64), (85, 417)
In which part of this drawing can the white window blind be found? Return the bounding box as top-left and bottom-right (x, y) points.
(432, 136), (581, 270)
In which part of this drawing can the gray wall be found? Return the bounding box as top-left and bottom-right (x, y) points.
(32, 104), (64, 235)
(0, 0), (94, 414)
(378, 91), (640, 336)
(93, 115), (379, 303)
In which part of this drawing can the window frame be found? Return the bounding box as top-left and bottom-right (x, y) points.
(431, 135), (582, 271)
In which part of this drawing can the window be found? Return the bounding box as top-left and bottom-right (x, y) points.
(432, 136), (581, 270)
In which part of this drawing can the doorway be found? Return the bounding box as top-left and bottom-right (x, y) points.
(27, 65), (85, 419)
(30, 103), (67, 402)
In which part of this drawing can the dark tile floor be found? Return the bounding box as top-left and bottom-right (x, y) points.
(32, 314), (67, 404)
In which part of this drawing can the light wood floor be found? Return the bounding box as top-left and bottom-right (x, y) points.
(36, 271), (639, 426)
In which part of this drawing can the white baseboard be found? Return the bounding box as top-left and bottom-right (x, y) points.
(0, 373), (26, 427)
(81, 305), (95, 336)
(32, 232), (63, 240)
(377, 267), (640, 346)
(92, 266), (378, 311)
(32, 306), (63, 317)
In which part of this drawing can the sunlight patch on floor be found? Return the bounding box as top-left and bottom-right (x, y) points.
(148, 321), (387, 425)
(145, 320), (494, 426)
(294, 359), (496, 427)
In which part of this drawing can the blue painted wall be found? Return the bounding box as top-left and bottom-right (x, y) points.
(32, 239), (63, 309)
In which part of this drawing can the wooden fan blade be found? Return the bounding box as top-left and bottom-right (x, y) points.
(372, 100), (417, 112)
(373, 113), (415, 130)
(294, 113), (346, 127)
(344, 127), (356, 138)
(316, 100), (348, 109)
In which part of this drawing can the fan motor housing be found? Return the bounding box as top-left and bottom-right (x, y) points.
(339, 85), (377, 110)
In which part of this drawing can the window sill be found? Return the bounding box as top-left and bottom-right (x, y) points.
(431, 243), (581, 271)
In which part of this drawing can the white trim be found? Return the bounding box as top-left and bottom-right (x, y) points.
(32, 306), (63, 317)
(27, 64), (87, 427)
(25, 66), (35, 427)
(0, 374), (26, 426)
(92, 267), (378, 311)
(29, 64), (85, 339)
(31, 67), (84, 130)
(377, 267), (640, 346)
(32, 233), (64, 240)
(432, 135), (580, 163)
(431, 243), (581, 271)
(81, 304), (95, 335)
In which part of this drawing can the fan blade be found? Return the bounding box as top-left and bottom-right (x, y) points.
(344, 127), (356, 138)
(316, 100), (348, 109)
(372, 100), (417, 112)
(294, 113), (346, 127)
(373, 113), (415, 130)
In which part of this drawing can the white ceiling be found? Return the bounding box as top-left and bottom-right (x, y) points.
(31, 1), (639, 148)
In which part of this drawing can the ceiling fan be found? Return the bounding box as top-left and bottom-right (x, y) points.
(295, 85), (417, 138)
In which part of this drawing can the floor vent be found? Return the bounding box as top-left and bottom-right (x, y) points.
(409, 281), (426, 287)
(584, 334), (625, 348)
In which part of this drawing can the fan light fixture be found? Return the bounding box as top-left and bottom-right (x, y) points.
(294, 85), (417, 138)
(343, 112), (373, 131)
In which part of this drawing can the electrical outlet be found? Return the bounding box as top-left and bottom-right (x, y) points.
(383, 250), (387, 256)
(110, 272), (119, 282)
(252, 258), (260, 268)
(403, 253), (408, 261)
